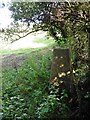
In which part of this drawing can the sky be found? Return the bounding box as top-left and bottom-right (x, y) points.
(0, 0), (13, 29)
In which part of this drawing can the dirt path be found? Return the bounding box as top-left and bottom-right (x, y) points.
(1, 53), (27, 69)
(0, 31), (48, 69)
(0, 31), (54, 70)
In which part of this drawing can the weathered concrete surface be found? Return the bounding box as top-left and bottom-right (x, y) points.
(50, 47), (73, 93)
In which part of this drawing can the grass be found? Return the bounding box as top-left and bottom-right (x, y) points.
(33, 36), (55, 44)
(2, 46), (53, 119)
(0, 36), (55, 55)
(0, 47), (43, 55)
(1, 36), (54, 119)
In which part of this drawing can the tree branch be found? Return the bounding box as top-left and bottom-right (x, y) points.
(10, 28), (43, 43)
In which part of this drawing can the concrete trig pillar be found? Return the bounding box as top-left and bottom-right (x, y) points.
(50, 47), (74, 94)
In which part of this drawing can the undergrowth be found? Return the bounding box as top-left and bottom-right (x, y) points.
(2, 48), (70, 120)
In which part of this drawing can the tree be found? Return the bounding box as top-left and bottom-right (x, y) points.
(9, 1), (90, 80)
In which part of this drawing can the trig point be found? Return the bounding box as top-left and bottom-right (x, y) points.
(50, 47), (73, 93)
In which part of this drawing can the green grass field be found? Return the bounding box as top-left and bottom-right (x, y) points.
(0, 36), (56, 55)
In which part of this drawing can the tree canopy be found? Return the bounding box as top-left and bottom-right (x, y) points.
(9, 2), (90, 38)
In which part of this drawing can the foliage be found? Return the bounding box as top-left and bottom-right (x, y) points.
(9, 2), (90, 38)
(2, 1), (90, 119)
(36, 86), (70, 119)
(2, 48), (70, 119)
(2, 50), (51, 119)
(2, 47), (71, 119)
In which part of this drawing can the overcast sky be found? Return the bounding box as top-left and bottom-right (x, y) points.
(0, 0), (13, 29)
